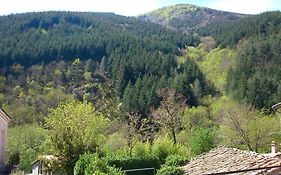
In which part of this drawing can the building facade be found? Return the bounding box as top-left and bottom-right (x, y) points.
(0, 109), (10, 165)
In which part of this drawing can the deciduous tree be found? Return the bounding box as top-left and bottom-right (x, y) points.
(217, 103), (280, 152)
(152, 88), (186, 144)
(45, 101), (109, 174)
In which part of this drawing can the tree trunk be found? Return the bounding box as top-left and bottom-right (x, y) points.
(171, 128), (177, 144)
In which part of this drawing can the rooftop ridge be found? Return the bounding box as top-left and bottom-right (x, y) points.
(183, 146), (281, 175)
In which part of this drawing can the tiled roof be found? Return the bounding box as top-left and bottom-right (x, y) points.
(182, 146), (281, 175)
(0, 108), (10, 123)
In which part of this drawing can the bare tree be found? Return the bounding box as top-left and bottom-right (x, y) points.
(124, 112), (156, 155)
(152, 88), (186, 144)
(217, 103), (280, 152)
(124, 111), (139, 156)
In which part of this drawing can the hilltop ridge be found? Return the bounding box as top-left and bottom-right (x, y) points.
(139, 4), (249, 33)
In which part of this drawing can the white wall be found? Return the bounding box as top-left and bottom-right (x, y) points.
(32, 162), (40, 175)
(0, 116), (8, 165)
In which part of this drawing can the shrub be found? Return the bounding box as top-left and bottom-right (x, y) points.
(164, 155), (189, 166)
(132, 141), (151, 158)
(156, 166), (184, 175)
(74, 153), (124, 175)
(152, 137), (175, 164)
(74, 153), (93, 175)
(107, 156), (160, 170)
(107, 156), (160, 175)
(7, 151), (20, 165)
(151, 136), (190, 164)
(190, 128), (214, 155)
(46, 101), (109, 174)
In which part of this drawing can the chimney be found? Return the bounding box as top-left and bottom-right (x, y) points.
(271, 141), (276, 154)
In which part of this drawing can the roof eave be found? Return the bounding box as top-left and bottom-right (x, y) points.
(0, 108), (11, 123)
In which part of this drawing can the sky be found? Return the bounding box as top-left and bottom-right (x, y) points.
(0, 0), (281, 16)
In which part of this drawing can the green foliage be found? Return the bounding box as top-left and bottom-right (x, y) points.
(0, 11), (208, 122)
(107, 157), (160, 174)
(122, 76), (158, 114)
(8, 124), (47, 172)
(0, 12), (193, 68)
(164, 155), (189, 167)
(45, 101), (109, 174)
(152, 137), (175, 164)
(200, 48), (236, 92)
(102, 138), (189, 175)
(0, 76), (6, 91)
(74, 153), (124, 175)
(152, 136), (189, 164)
(142, 4), (246, 34)
(199, 12), (281, 109)
(149, 4), (199, 20)
(200, 12), (281, 48)
(186, 44), (236, 92)
(215, 102), (281, 152)
(131, 142), (152, 158)
(183, 106), (214, 130)
(190, 128), (214, 155)
(7, 151), (20, 165)
(156, 166), (184, 175)
(2, 9), (281, 175)
(3, 103), (38, 126)
(174, 59), (211, 105)
(104, 140), (163, 174)
(74, 153), (93, 175)
(226, 34), (281, 109)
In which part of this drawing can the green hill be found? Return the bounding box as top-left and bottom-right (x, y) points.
(3, 7), (281, 174)
(140, 4), (249, 33)
(142, 5), (281, 109)
(199, 12), (281, 109)
(0, 11), (209, 125)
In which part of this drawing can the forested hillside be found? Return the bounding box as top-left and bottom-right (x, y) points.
(199, 12), (281, 109)
(0, 11), (196, 68)
(0, 11), (206, 121)
(1, 7), (281, 175)
(0, 11), (214, 174)
(144, 5), (281, 110)
(140, 4), (249, 33)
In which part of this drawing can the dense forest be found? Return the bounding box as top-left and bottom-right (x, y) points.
(0, 11), (206, 120)
(1, 11), (211, 175)
(1, 7), (281, 175)
(198, 12), (281, 109)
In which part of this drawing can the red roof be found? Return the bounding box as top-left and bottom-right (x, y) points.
(0, 108), (11, 123)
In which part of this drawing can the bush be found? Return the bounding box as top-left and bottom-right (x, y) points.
(164, 155), (189, 166)
(7, 151), (20, 165)
(74, 153), (93, 175)
(8, 124), (47, 172)
(152, 137), (175, 164)
(107, 157), (160, 175)
(190, 128), (214, 155)
(156, 166), (184, 175)
(132, 141), (151, 158)
(74, 153), (124, 175)
(151, 136), (190, 164)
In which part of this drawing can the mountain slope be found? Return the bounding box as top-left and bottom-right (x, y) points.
(199, 11), (281, 47)
(199, 11), (281, 109)
(0, 11), (211, 125)
(139, 4), (249, 33)
(0, 11), (198, 68)
(142, 5), (281, 110)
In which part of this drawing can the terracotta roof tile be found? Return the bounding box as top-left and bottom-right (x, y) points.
(182, 146), (281, 175)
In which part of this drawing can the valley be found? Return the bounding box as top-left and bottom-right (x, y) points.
(0, 4), (281, 175)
